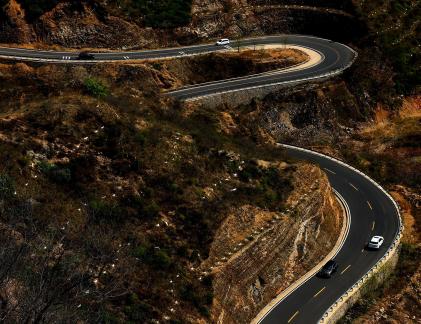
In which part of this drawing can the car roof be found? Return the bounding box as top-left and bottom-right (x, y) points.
(371, 236), (383, 241)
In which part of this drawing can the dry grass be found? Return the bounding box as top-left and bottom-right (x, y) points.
(223, 48), (308, 64)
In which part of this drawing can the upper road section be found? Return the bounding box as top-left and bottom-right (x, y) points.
(0, 35), (357, 100)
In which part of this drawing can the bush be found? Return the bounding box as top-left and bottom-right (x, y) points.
(131, 0), (192, 28)
(152, 249), (171, 269)
(124, 293), (152, 321)
(89, 199), (124, 224)
(133, 244), (172, 270)
(84, 78), (109, 98)
(143, 201), (160, 218)
(0, 174), (15, 200)
(38, 161), (71, 184)
(134, 131), (147, 145)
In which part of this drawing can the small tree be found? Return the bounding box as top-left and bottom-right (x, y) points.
(84, 78), (109, 98)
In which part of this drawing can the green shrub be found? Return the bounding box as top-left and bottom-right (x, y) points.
(132, 245), (148, 258)
(151, 249), (171, 269)
(0, 174), (15, 200)
(133, 244), (172, 270)
(143, 201), (160, 218)
(84, 78), (109, 98)
(124, 293), (152, 321)
(134, 131), (147, 145)
(131, 0), (192, 28)
(38, 161), (71, 184)
(89, 199), (124, 223)
(151, 62), (163, 70)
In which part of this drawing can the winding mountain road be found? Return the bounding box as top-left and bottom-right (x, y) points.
(0, 35), (401, 323)
(258, 145), (401, 324)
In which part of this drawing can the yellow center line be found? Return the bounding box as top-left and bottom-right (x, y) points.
(313, 286), (326, 298)
(341, 265), (351, 275)
(367, 200), (373, 210)
(323, 168), (336, 174)
(372, 221), (375, 231)
(349, 183), (358, 191)
(288, 311), (299, 323)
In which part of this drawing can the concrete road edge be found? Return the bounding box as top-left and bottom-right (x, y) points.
(251, 188), (351, 324)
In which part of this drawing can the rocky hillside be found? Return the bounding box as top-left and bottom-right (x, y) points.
(0, 0), (362, 47)
(0, 56), (342, 322)
(208, 163), (341, 323)
(0, 0), (419, 323)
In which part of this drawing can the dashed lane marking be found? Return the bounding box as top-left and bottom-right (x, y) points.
(323, 168), (336, 174)
(367, 200), (373, 210)
(372, 221), (375, 231)
(288, 311), (299, 323)
(349, 183), (359, 191)
(341, 265), (351, 275)
(313, 287), (326, 298)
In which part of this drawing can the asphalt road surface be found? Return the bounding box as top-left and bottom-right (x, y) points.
(259, 146), (400, 324)
(0, 36), (400, 323)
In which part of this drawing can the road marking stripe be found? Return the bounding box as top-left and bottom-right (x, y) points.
(288, 311), (299, 323)
(367, 200), (373, 210)
(313, 286), (326, 298)
(361, 248), (365, 252)
(341, 265), (351, 275)
(372, 221), (375, 231)
(349, 183), (358, 191)
(323, 168), (336, 174)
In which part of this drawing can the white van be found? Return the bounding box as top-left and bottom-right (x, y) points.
(216, 38), (230, 46)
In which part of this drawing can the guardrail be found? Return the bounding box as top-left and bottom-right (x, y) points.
(277, 143), (403, 324)
(184, 46), (358, 101)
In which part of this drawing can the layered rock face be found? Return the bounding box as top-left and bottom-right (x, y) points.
(0, 0), (360, 48)
(204, 163), (342, 323)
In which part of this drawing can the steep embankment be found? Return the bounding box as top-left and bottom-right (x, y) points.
(206, 163), (341, 323)
(0, 59), (343, 323)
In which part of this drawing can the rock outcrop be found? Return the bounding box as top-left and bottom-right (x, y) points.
(204, 163), (342, 323)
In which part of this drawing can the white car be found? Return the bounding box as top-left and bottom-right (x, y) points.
(368, 236), (384, 249)
(216, 38), (230, 46)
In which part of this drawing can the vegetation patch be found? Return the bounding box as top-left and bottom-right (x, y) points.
(84, 77), (109, 98)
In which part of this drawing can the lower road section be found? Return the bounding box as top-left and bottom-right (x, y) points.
(257, 145), (401, 323)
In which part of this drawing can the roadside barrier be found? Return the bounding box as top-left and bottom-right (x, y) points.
(277, 144), (403, 324)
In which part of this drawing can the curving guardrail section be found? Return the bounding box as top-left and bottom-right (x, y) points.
(183, 44), (358, 101)
(278, 144), (403, 323)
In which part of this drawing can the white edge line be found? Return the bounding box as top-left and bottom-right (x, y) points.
(167, 43), (325, 93)
(273, 144), (402, 324)
(255, 178), (351, 323)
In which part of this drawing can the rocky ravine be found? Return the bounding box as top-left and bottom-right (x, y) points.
(204, 162), (342, 323)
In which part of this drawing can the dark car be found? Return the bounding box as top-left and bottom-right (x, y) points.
(317, 260), (338, 278)
(78, 51), (95, 60)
